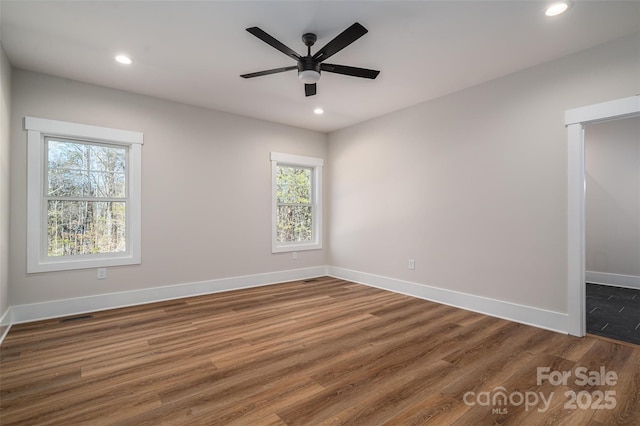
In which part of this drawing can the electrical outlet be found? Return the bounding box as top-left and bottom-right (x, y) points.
(292, 251), (298, 260)
(97, 268), (107, 280)
(408, 259), (415, 270)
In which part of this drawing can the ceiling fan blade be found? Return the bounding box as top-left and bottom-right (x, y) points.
(240, 66), (297, 79)
(246, 27), (301, 61)
(321, 63), (380, 79)
(312, 22), (368, 63)
(305, 83), (317, 97)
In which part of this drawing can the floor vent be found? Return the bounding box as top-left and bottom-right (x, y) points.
(303, 278), (319, 283)
(59, 314), (93, 323)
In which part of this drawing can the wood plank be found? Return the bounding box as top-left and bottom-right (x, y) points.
(1, 276), (638, 425)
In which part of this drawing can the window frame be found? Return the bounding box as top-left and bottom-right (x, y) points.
(25, 116), (143, 273)
(271, 152), (323, 253)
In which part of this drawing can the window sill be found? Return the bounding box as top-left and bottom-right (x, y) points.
(27, 254), (140, 273)
(272, 242), (322, 254)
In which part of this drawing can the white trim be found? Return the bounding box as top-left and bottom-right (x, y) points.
(565, 96), (640, 126)
(9, 266), (328, 324)
(26, 129), (43, 272)
(2, 265), (574, 335)
(271, 152), (323, 253)
(270, 152), (324, 167)
(25, 116), (143, 145)
(565, 95), (640, 337)
(566, 123), (586, 337)
(0, 307), (12, 346)
(25, 117), (143, 273)
(586, 271), (640, 290)
(328, 267), (568, 334)
(128, 143), (142, 264)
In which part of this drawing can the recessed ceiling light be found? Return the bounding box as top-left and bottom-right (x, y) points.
(314, 108), (324, 115)
(545, 2), (570, 17)
(115, 54), (133, 65)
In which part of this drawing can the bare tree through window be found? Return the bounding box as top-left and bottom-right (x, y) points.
(46, 138), (127, 256)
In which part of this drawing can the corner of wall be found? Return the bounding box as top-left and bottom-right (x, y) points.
(0, 44), (13, 337)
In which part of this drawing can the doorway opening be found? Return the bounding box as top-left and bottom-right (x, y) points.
(584, 116), (640, 345)
(565, 95), (640, 337)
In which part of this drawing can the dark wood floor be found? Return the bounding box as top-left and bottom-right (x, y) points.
(1, 277), (639, 425)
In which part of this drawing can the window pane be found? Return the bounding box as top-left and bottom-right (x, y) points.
(48, 168), (90, 197)
(277, 166), (311, 204)
(89, 144), (126, 198)
(48, 140), (87, 170)
(89, 171), (126, 198)
(277, 205), (312, 243)
(47, 139), (126, 198)
(47, 200), (126, 256)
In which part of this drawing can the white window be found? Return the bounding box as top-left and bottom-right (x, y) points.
(25, 117), (143, 273)
(271, 152), (323, 253)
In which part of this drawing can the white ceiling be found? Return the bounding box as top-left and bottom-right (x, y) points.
(1, 1), (639, 133)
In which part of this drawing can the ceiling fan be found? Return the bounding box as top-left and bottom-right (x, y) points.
(240, 22), (380, 97)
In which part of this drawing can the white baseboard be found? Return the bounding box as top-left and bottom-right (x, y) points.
(2, 265), (571, 339)
(0, 306), (12, 346)
(327, 266), (568, 334)
(8, 266), (328, 325)
(586, 271), (640, 290)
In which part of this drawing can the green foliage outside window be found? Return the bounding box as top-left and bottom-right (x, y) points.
(276, 166), (313, 243)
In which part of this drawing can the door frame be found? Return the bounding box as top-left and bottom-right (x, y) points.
(565, 95), (640, 336)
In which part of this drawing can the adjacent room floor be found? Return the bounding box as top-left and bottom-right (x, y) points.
(586, 283), (640, 346)
(2, 277), (639, 425)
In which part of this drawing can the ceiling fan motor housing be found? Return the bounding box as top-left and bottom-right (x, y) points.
(298, 56), (321, 74)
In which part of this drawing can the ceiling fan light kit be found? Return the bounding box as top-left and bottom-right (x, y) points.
(298, 70), (320, 84)
(240, 22), (380, 97)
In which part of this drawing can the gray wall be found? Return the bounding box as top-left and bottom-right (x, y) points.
(1, 46), (11, 326)
(328, 33), (640, 313)
(5, 32), (640, 322)
(586, 117), (640, 278)
(10, 70), (327, 305)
